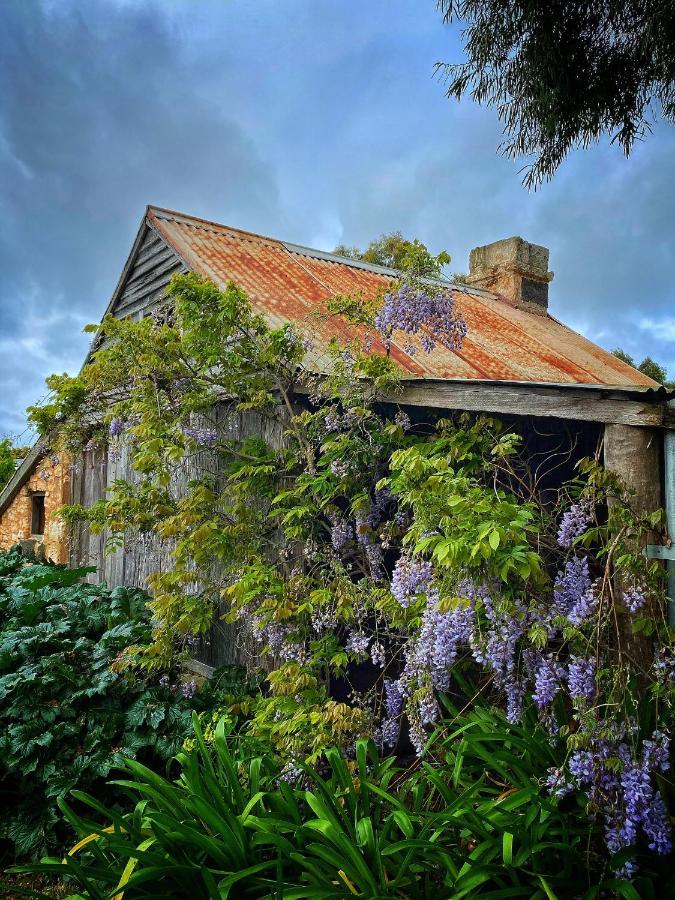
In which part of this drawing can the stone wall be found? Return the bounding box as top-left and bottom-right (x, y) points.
(0, 452), (71, 563)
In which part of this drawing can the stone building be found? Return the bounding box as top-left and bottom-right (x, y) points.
(0, 447), (70, 562)
(1, 206), (672, 663)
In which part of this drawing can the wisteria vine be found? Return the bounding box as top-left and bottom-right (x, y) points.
(37, 271), (673, 882)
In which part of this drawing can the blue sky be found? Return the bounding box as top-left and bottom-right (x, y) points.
(1, 0), (674, 439)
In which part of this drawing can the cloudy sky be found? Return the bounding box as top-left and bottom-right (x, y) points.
(1, 0), (674, 439)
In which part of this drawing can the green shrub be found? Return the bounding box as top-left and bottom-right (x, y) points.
(0, 547), (249, 861)
(12, 703), (665, 898)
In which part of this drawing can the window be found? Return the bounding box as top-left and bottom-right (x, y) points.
(31, 493), (45, 536)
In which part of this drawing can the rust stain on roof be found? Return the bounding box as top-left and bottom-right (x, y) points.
(146, 206), (658, 390)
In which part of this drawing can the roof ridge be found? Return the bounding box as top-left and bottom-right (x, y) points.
(147, 205), (285, 246)
(147, 205), (493, 295)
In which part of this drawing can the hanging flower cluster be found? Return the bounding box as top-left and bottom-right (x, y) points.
(377, 548), (672, 874)
(556, 499), (593, 548)
(182, 426), (219, 447)
(390, 554), (433, 607)
(549, 729), (672, 878)
(374, 285), (467, 355)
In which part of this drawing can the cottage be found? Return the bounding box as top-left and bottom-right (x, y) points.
(1, 206), (672, 662)
(0, 444), (70, 562)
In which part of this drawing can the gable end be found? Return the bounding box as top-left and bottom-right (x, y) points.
(109, 223), (186, 322)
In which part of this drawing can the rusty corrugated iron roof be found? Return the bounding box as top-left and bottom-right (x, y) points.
(146, 206), (658, 390)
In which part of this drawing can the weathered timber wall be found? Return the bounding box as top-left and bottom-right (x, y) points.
(68, 447), (108, 580)
(113, 226), (185, 321)
(70, 404), (603, 670)
(70, 406), (286, 667)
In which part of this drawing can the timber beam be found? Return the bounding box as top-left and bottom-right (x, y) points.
(394, 379), (669, 428)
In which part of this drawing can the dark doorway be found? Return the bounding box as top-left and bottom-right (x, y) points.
(31, 493), (45, 536)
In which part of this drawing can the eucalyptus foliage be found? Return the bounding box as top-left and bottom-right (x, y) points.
(436, 1), (675, 186)
(31, 270), (674, 878)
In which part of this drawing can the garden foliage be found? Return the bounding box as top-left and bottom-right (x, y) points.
(0, 546), (250, 860)
(13, 702), (669, 898)
(31, 266), (674, 880)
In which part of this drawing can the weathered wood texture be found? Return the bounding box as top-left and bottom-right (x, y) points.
(604, 424), (664, 669)
(71, 406), (286, 668)
(604, 425), (663, 518)
(396, 380), (665, 427)
(68, 447), (109, 583)
(111, 226), (185, 321)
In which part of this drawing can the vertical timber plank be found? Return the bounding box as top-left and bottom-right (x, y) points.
(604, 424), (664, 669)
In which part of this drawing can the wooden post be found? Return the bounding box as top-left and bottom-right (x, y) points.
(604, 425), (663, 516)
(603, 425), (663, 669)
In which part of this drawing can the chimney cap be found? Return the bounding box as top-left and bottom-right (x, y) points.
(467, 236), (553, 314)
(469, 236), (551, 280)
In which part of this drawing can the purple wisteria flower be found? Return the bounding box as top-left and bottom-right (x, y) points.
(394, 410), (411, 432)
(354, 509), (386, 579)
(567, 656), (596, 702)
(553, 730), (673, 878)
(504, 677), (525, 724)
(568, 750), (595, 784)
(553, 556), (592, 618)
(472, 614), (522, 682)
(620, 763), (653, 845)
(546, 767), (573, 799)
(181, 680), (198, 699)
(372, 488), (393, 524)
(278, 763), (306, 787)
(381, 717), (400, 747)
(418, 690), (440, 725)
(324, 407), (341, 432)
(567, 587), (598, 626)
(416, 601), (475, 692)
(391, 554), (433, 607)
(158, 674), (170, 689)
(109, 418), (125, 438)
(623, 585), (647, 614)
(605, 821), (638, 881)
(385, 679), (404, 718)
(374, 285), (467, 355)
(653, 649), (675, 686)
(345, 631), (370, 655)
(182, 633), (200, 650)
(254, 620), (308, 664)
(557, 500), (593, 548)
(183, 426), (219, 447)
(365, 541), (386, 581)
(643, 792), (672, 854)
(642, 731), (670, 773)
(371, 642), (385, 667)
(330, 459), (350, 479)
(329, 515), (353, 553)
(311, 606), (338, 634)
(532, 655), (563, 708)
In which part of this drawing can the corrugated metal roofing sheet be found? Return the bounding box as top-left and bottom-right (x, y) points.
(146, 206), (658, 389)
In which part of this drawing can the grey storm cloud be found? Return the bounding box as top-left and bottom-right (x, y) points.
(0, 0), (284, 436)
(1, 0), (674, 437)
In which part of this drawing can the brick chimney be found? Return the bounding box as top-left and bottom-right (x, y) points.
(467, 236), (553, 315)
